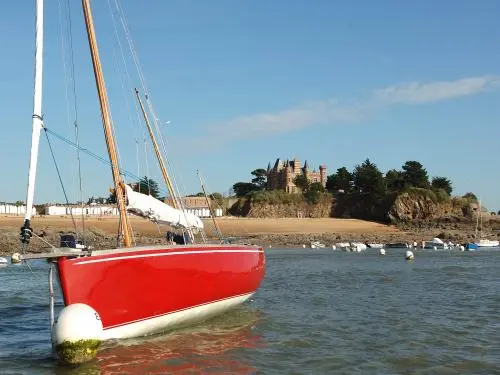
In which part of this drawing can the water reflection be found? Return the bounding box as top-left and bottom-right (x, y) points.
(56, 307), (263, 374)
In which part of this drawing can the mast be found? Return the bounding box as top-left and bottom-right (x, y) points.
(82, 0), (132, 247)
(197, 170), (223, 241)
(478, 199), (483, 239)
(134, 88), (179, 209)
(21, 0), (44, 244)
(474, 199), (481, 240)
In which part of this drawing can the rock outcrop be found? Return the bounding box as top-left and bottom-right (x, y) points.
(229, 188), (489, 228)
(389, 194), (461, 222)
(388, 190), (485, 224)
(229, 194), (332, 218)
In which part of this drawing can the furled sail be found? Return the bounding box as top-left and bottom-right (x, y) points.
(125, 185), (203, 230)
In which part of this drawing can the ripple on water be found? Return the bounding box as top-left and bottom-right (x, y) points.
(0, 249), (499, 374)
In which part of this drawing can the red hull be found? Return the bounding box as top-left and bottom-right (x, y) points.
(57, 244), (265, 333)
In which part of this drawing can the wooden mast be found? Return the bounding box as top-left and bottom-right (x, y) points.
(134, 88), (179, 209)
(82, 0), (132, 247)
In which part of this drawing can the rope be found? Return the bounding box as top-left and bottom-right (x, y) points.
(31, 230), (57, 250)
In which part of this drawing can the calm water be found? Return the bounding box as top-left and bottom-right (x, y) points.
(0, 248), (499, 374)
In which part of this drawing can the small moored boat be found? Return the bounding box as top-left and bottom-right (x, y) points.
(385, 242), (409, 249)
(310, 241), (325, 249)
(423, 238), (448, 250)
(475, 239), (500, 248)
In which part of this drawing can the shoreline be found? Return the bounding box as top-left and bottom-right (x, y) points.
(0, 215), (496, 255)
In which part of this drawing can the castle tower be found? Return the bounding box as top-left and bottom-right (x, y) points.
(319, 165), (327, 187)
(284, 160), (291, 193)
(293, 158), (301, 175)
(266, 157), (327, 193)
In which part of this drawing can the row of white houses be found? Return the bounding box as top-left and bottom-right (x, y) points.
(42, 206), (222, 218)
(0, 204), (36, 216)
(1, 204), (222, 218)
(43, 205), (119, 216)
(185, 208), (223, 218)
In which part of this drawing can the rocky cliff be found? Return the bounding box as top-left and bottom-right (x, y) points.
(229, 193), (332, 218)
(387, 189), (481, 223)
(229, 188), (487, 225)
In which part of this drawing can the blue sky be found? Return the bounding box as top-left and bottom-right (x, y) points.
(0, 0), (499, 211)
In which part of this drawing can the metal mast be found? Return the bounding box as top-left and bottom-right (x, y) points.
(21, 0), (44, 244)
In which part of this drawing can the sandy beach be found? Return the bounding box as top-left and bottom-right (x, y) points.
(0, 214), (489, 254)
(0, 215), (396, 235)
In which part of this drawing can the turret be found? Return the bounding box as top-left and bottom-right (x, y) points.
(293, 158), (301, 175)
(319, 165), (327, 187)
(273, 158), (281, 172)
(302, 160), (309, 173)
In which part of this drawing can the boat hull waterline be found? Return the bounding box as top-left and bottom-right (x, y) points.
(57, 244), (265, 340)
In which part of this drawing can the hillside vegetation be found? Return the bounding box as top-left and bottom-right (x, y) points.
(229, 159), (487, 224)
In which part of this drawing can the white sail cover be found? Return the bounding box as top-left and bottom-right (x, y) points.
(125, 185), (203, 230)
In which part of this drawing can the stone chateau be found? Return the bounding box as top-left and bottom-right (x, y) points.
(266, 158), (327, 193)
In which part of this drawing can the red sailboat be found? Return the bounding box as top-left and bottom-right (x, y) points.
(57, 244), (265, 341)
(18, 0), (265, 365)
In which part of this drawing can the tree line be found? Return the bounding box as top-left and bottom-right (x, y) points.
(231, 159), (483, 218)
(326, 159), (454, 197)
(233, 160), (459, 198)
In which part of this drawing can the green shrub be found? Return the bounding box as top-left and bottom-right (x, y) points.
(432, 188), (451, 203)
(249, 190), (304, 205)
(403, 187), (438, 203)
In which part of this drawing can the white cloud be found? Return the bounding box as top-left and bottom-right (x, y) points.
(197, 75), (500, 144)
(374, 75), (500, 104)
(208, 99), (369, 140)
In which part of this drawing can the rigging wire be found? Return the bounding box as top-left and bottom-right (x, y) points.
(65, 0), (86, 236)
(113, 0), (201, 242)
(43, 128), (86, 245)
(106, 0), (143, 142)
(107, 0), (153, 218)
(113, 2), (195, 220)
(43, 127), (170, 197)
(112, 1), (178, 196)
(106, 0), (153, 254)
(144, 137), (151, 196)
(57, 0), (85, 237)
(135, 139), (140, 193)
